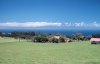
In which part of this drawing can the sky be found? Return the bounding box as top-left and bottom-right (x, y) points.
(0, 0), (100, 30)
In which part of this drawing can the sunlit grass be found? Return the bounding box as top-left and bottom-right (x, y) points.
(0, 38), (100, 64)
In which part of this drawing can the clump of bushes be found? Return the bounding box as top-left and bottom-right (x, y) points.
(51, 38), (59, 43)
(33, 36), (48, 43)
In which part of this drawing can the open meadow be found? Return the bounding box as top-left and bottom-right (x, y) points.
(0, 37), (100, 64)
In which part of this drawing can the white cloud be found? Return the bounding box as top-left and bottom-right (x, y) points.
(0, 22), (62, 27)
(0, 22), (100, 28)
(64, 22), (86, 27)
(64, 22), (100, 27)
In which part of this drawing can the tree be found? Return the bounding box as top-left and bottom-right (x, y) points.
(59, 37), (65, 43)
(11, 32), (35, 42)
(71, 33), (84, 40)
(92, 34), (100, 38)
(33, 36), (48, 43)
(0, 32), (2, 37)
(51, 38), (59, 43)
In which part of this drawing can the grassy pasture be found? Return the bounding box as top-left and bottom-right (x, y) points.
(0, 38), (100, 64)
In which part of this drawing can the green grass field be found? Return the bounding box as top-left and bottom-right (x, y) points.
(0, 37), (100, 64)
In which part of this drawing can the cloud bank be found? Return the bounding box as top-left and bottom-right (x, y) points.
(0, 22), (100, 28)
(0, 22), (62, 27)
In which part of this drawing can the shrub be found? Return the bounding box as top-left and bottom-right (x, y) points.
(51, 38), (59, 43)
(33, 36), (48, 43)
(59, 37), (65, 43)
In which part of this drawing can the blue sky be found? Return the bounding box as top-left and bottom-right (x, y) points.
(0, 0), (100, 30)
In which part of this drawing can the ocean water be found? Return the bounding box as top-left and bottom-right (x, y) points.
(32, 29), (100, 36)
(0, 29), (100, 36)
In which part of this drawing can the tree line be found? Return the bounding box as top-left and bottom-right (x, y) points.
(0, 32), (99, 43)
